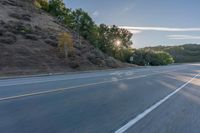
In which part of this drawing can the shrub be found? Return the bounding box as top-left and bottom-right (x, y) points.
(34, 0), (49, 11)
(57, 32), (73, 57)
(114, 48), (133, 62)
(131, 49), (174, 66)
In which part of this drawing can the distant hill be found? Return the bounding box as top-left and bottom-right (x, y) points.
(143, 44), (200, 63)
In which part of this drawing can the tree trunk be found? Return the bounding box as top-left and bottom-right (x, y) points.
(64, 44), (68, 57)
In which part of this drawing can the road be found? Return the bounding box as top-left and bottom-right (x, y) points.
(0, 63), (200, 133)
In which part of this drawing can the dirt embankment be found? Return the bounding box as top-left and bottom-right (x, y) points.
(0, 0), (133, 76)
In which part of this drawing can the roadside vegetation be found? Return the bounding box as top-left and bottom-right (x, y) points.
(144, 44), (200, 63)
(131, 49), (174, 66)
(58, 32), (74, 57)
(34, 0), (174, 66)
(34, 0), (133, 62)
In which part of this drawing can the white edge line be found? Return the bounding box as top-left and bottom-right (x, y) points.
(114, 73), (200, 133)
(0, 69), (188, 102)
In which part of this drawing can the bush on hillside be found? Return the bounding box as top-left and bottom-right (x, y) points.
(34, 0), (49, 11)
(131, 49), (174, 66)
(58, 32), (74, 57)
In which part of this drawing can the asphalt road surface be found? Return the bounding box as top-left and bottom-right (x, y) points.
(0, 64), (200, 133)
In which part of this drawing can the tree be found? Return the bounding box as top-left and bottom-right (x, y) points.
(131, 49), (174, 66)
(48, 0), (74, 28)
(115, 48), (133, 62)
(48, 0), (66, 16)
(34, 0), (49, 11)
(97, 24), (133, 61)
(72, 9), (96, 40)
(98, 24), (112, 52)
(58, 32), (73, 57)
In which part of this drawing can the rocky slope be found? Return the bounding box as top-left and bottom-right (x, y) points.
(0, 0), (132, 76)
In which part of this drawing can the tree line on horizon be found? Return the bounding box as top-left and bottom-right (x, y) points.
(143, 44), (200, 63)
(34, 0), (174, 66)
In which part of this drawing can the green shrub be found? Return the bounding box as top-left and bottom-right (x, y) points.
(131, 49), (174, 66)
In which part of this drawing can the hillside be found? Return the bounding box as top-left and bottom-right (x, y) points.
(144, 44), (200, 63)
(0, 0), (133, 76)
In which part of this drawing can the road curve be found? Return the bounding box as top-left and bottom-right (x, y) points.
(0, 63), (199, 133)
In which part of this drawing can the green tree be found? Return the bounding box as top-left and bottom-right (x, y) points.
(72, 9), (95, 39)
(98, 24), (112, 53)
(97, 24), (133, 61)
(48, 0), (66, 16)
(48, 0), (74, 28)
(131, 49), (174, 66)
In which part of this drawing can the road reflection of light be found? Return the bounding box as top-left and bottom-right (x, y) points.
(179, 75), (200, 105)
(180, 90), (200, 105)
(158, 81), (176, 90)
(188, 76), (200, 87)
(111, 77), (119, 82)
(119, 83), (128, 90)
(165, 72), (196, 83)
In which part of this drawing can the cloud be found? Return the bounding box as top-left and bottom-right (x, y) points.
(92, 11), (99, 17)
(129, 30), (142, 34)
(168, 35), (200, 40)
(119, 26), (200, 32)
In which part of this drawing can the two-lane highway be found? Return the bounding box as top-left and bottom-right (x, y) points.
(0, 64), (199, 133)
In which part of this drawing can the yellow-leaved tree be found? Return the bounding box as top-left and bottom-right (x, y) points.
(34, 0), (49, 11)
(58, 32), (74, 57)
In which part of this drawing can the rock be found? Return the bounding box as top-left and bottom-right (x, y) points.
(69, 60), (80, 69)
(87, 53), (105, 66)
(9, 13), (31, 21)
(0, 29), (5, 36)
(44, 39), (58, 47)
(4, 21), (32, 35)
(25, 34), (38, 40)
(0, 20), (5, 25)
(1, 0), (23, 7)
(91, 49), (105, 59)
(75, 50), (81, 56)
(40, 35), (48, 40)
(74, 43), (84, 50)
(49, 35), (57, 41)
(34, 26), (42, 31)
(0, 32), (17, 44)
(105, 57), (119, 68)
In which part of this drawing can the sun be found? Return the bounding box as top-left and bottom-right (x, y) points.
(115, 40), (121, 47)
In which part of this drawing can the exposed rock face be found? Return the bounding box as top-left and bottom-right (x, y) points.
(0, 0), (132, 76)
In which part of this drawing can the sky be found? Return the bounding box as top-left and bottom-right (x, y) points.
(65, 0), (200, 48)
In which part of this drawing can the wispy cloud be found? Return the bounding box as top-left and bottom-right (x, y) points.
(119, 26), (200, 32)
(168, 35), (200, 40)
(129, 30), (142, 34)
